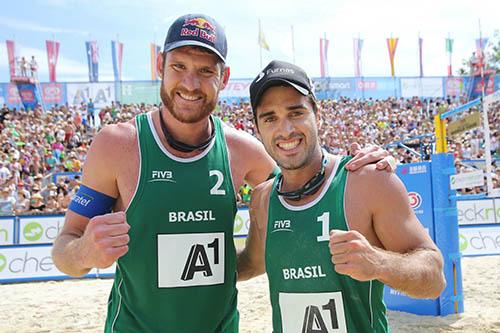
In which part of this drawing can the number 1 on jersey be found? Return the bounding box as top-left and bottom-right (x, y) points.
(317, 212), (330, 242)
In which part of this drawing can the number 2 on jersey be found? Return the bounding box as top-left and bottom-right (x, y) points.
(209, 170), (226, 195)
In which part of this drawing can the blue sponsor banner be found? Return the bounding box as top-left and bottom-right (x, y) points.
(16, 83), (39, 110)
(383, 161), (441, 315)
(313, 78), (355, 99)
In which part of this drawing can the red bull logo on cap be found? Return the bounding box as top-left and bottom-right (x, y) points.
(181, 17), (216, 43)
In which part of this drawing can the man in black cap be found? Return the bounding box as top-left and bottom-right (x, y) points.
(53, 15), (394, 333)
(237, 60), (445, 332)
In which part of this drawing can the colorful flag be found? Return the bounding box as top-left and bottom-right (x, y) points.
(150, 43), (161, 81)
(258, 20), (270, 51)
(6, 40), (16, 79)
(418, 37), (424, 77)
(111, 40), (124, 81)
(353, 38), (363, 77)
(386, 37), (399, 77)
(446, 38), (454, 76)
(46, 40), (60, 82)
(85, 41), (99, 82)
(319, 36), (329, 77)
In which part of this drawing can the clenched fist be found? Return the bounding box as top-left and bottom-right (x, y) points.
(79, 211), (130, 269)
(329, 229), (383, 282)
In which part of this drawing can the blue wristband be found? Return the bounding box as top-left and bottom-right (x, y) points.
(68, 184), (117, 218)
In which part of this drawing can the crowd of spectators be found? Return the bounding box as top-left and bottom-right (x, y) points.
(0, 95), (498, 215)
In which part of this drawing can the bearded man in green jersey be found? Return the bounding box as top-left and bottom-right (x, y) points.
(52, 14), (396, 333)
(237, 60), (446, 333)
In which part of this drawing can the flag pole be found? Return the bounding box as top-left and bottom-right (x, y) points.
(291, 25), (295, 64)
(259, 19), (263, 68)
(478, 19), (494, 197)
(448, 32), (452, 76)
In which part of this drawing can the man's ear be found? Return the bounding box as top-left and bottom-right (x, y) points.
(220, 66), (230, 90)
(157, 52), (164, 78)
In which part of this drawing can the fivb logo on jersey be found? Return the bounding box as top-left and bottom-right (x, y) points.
(149, 170), (176, 183)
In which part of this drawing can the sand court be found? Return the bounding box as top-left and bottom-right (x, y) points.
(0, 256), (499, 332)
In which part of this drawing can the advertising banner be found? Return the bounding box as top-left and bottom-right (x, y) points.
(0, 245), (97, 283)
(313, 78), (355, 99)
(401, 78), (443, 98)
(41, 83), (65, 107)
(450, 170), (484, 190)
(459, 225), (500, 256)
(445, 77), (464, 97)
(120, 81), (160, 105)
(6, 83), (21, 107)
(457, 199), (498, 225)
(18, 216), (65, 245)
(447, 112), (481, 137)
(355, 77), (400, 99)
(0, 217), (15, 246)
(66, 82), (115, 108)
(219, 79), (252, 100)
(234, 208), (249, 237)
(16, 83), (39, 110)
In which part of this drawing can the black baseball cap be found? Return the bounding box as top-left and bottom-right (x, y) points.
(249, 60), (315, 112)
(163, 14), (227, 62)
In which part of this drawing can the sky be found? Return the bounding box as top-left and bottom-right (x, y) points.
(0, 0), (499, 82)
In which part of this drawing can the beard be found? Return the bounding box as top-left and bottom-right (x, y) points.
(160, 87), (217, 124)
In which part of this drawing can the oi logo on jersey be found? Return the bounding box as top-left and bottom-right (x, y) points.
(408, 192), (422, 209)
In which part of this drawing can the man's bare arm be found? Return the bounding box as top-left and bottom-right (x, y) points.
(331, 167), (445, 299)
(52, 123), (131, 277)
(237, 181), (271, 281)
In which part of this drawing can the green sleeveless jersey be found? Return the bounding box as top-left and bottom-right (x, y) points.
(105, 113), (238, 333)
(265, 156), (389, 333)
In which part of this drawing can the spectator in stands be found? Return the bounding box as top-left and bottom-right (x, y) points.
(30, 56), (38, 78)
(0, 161), (11, 185)
(0, 187), (16, 215)
(45, 191), (60, 213)
(15, 190), (30, 214)
(29, 192), (45, 212)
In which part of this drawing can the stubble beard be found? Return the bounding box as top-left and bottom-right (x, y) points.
(272, 136), (321, 172)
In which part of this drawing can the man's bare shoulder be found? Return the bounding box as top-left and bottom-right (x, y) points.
(89, 119), (137, 156)
(348, 163), (409, 211)
(348, 164), (396, 189)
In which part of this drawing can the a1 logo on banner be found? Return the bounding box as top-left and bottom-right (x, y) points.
(157, 232), (224, 288)
(279, 291), (347, 333)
